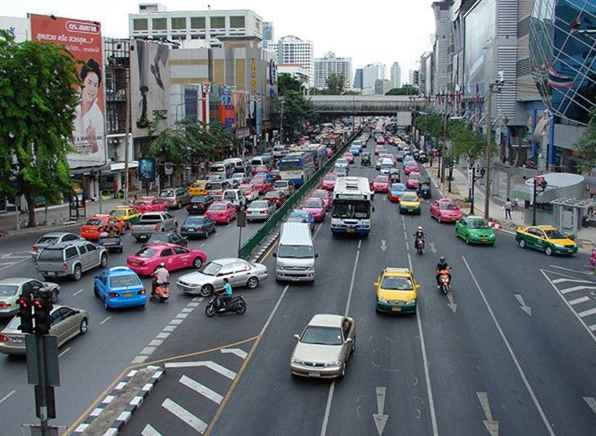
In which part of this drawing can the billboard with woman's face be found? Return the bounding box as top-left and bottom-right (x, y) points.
(29, 14), (106, 169)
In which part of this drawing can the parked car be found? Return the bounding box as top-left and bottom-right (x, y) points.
(180, 216), (216, 239)
(94, 267), (147, 310)
(239, 183), (259, 202)
(32, 232), (81, 260)
(287, 209), (315, 232)
(80, 215), (125, 241)
(430, 199), (463, 223)
(131, 213), (178, 242)
(206, 201), (237, 224)
(246, 200), (276, 222)
(320, 174), (337, 191)
(133, 196), (168, 214)
(0, 278), (60, 318)
(35, 241), (107, 281)
(290, 314), (355, 379)
(264, 190), (287, 208)
(177, 258), (268, 297)
(302, 197), (326, 222)
(127, 243), (207, 276)
(0, 305), (89, 355)
(187, 195), (214, 215)
(160, 187), (191, 209)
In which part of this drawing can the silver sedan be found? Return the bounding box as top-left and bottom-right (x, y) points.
(0, 278), (60, 318)
(177, 258), (268, 297)
(246, 200), (276, 222)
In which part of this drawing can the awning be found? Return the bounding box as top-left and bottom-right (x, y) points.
(110, 161), (138, 172)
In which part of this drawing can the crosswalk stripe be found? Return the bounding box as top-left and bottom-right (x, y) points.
(162, 398), (207, 434)
(141, 424), (162, 436)
(164, 361), (237, 380)
(179, 375), (223, 404)
(590, 324), (596, 332)
(552, 278), (594, 285)
(584, 397), (596, 415)
(560, 286), (596, 295)
(578, 307), (596, 318)
(568, 296), (590, 306)
(221, 348), (248, 359)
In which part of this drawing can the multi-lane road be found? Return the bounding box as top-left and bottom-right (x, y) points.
(1, 133), (595, 436)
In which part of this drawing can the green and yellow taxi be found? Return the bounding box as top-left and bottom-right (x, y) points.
(374, 267), (420, 314)
(515, 225), (577, 256)
(399, 192), (421, 215)
(455, 215), (496, 245)
(109, 206), (140, 226)
(188, 180), (208, 197)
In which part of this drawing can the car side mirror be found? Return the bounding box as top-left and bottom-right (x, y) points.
(293, 334), (300, 341)
(315, 253), (319, 258)
(416, 284), (421, 289)
(373, 281), (379, 287)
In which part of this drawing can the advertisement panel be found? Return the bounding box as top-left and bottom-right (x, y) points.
(131, 39), (170, 137)
(138, 158), (156, 181)
(463, 0), (496, 99)
(29, 14), (106, 169)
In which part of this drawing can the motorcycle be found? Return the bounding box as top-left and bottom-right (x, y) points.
(205, 293), (247, 317)
(151, 282), (169, 303)
(437, 270), (451, 295)
(415, 237), (425, 255)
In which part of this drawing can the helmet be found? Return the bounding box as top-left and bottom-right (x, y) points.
(439, 256), (446, 263)
(418, 225), (423, 231)
(159, 263), (165, 267)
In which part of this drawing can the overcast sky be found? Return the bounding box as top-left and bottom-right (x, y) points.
(5, 0), (436, 83)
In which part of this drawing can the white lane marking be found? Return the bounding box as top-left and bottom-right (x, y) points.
(590, 324), (596, 332)
(319, 381), (335, 436)
(192, 297), (201, 302)
(187, 302), (200, 308)
(176, 313), (189, 319)
(0, 390), (16, 405)
(131, 355), (148, 364)
(99, 316), (111, 325)
(181, 307), (194, 313)
(161, 398), (207, 434)
(163, 325), (177, 332)
(73, 288), (85, 296)
(148, 339), (163, 347)
(164, 361), (236, 380)
(220, 348), (248, 359)
(514, 294), (532, 317)
(405, 240), (410, 251)
(156, 332), (170, 339)
(549, 265), (594, 275)
(477, 392), (499, 436)
(560, 286), (596, 295)
(259, 285), (289, 337)
(464, 258), (556, 435)
(551, 278), (594, 285)
(169, 319), (184, 325)
(578, 307), (596, 318)
(141, 424), (162, 436)
(568, 296), (590, 306)
(58, 347), (71, 358)
(584, 397), (596, 415)
(179, 375), (223, 404)
(344, 246), (361, 317)
(140, 346), (156, 355)
(115, 382), (127, 390)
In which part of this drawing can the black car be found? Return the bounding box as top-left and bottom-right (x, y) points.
(180, 216), (216, 239)
(143, 231), (188, 247)
(418, 183), (432, 199)
(187, 195), (214, 215)
(361, 152), (371, 166)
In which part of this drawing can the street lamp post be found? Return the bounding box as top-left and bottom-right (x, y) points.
(279, 99), (285, 144)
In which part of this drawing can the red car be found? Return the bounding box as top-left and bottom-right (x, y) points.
(80, 214), (125, 240)
(252, 165), (269, 176)
(406, 172), (421, 190)
(239, 183), (259, 201)
(302, 197), (326, 222)
(343, 153), (354, 164)
(320, 173), (337, 191)
(404, 162), (419, 175)
(251, 175), (273, 194)
(431, 199), (463, 223)
(127, 243), (207, 276)
(264, 190), (287, 208)
(372, 175), (390, 193)
(206, 201), (237, 224)
(311, 189), (333, 210)
(133, 196), (168, 214)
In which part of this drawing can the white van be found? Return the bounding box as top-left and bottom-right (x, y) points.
(275, 222), (317, 282)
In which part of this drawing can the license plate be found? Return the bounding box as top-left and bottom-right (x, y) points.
(392, 307), (401, 312)
(347, 228), (355, 233)
(47, 272), (56, 276)
(123, 293), (133, 298)
(308, 372), (321, 377)
(10, 337), (23, 344)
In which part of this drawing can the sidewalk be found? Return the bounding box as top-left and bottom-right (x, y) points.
(424, 161), (595, 253)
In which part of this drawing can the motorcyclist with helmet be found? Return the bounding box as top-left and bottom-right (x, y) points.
(152, 263), (170, 298)
(414, 225), (425, 251)
(436, 256), (452, 287)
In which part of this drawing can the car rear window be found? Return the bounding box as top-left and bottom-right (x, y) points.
(185, 217), (207, 225)
(110, 274), (141, 288)
(36, 236), (58, 245)
(209, 203), (226, 211)
(136, 247), (157, 258)
(140, 214), (162, 221)
(439, 202), (457, 210)
(0, 285), (19, 297)
(250, 201), (268, 209)
(304, 198), (323, 208)
(86, 218), (103, 226)
(38, 249), (64, 261)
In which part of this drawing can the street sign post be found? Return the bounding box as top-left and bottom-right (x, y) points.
(237, 209), (246, 257)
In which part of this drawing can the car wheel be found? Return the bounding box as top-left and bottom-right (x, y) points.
(79, 318), (88, 335)
(200, 284), (214, 297)
(100, 254), (108, 268)
(518, 239), (526, 249)
(545, 246), (553, 256)
(73, 265), (82, 281)
(193, 257), (203, 269)
(247, 276), (259, 289)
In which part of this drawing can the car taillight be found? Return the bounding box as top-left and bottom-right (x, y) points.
(32, 246), (38, 252)
(0, 334), (8, 342)
(0, 303), (9, 309)
(109, 292), (119, 298)
(63, 262), (68, 272)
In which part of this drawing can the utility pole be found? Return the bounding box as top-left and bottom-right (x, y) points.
(441, 92), (448, 184)
(124, 40), (132, 202)
(469, 165), (476, 215)
(279, 99), (284, 144)
(484, 86), (493, 220)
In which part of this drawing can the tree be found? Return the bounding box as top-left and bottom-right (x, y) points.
(272, 90), (315, 142)
(325, 73), (345, 95)
(448, 119), (485, 160)
(576, 108), (596, 173)
(0, 31), (79, 227)
(277, 73), (304, 96)
(386, 85), (418, 96)
(416, 113), (443, 147)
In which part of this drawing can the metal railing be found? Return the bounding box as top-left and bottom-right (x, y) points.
(239, 130), (362, 260)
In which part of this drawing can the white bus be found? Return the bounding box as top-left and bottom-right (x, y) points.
(209, 161), (234, 179)
(331, 177), (373, 236)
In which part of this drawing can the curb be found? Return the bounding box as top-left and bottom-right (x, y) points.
(73, 365), (165, 435)
(251, 231), (280, 263)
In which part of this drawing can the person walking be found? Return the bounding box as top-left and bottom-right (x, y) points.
(505, 198), (513, 220)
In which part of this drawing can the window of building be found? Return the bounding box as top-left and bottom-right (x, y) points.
(230, 16), (245, 28)
(171, 17), (186, 30)
(191, 34), (204, 40)
(152, 18), (167, 30)
(191, 16), (206, 29)
(133, 18), (148, 31)
(518, 17), (529, 38)
(210, 16), (225, 29)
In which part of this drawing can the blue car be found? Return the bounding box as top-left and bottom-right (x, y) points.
(94, 267), (147, 310)
(350, 145), (362, 156)
(287, 209), (315, 232)
(389, 183), (407, 203)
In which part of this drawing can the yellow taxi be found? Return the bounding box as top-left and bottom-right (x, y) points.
(188, 180), (208, 196)
(109, 206), (140, 226)
(374, 267), (420, 314)
(399, 192), (422, 215)
(515, 225), (577, 256)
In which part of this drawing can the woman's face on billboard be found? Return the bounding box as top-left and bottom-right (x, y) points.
(82, 71), (99, 102)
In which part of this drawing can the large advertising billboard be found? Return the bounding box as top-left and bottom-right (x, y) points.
(29, 14), (106, 169)
(463, 0), (496, 99)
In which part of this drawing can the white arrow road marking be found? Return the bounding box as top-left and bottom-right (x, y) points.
(584, 397), (596, 415)
(380, 240), (387, 252)
(446, 293), (457, 313)
(514, 294), (532, 316)
(164, 361), (236, 380)
(162, 398), (207, 434)
(179, 375), (222, 404)
(141, 424), (162, 436)
(221, 348), (247, 359)
(477, 392), (499, 436)
(373, 386), (389, 436)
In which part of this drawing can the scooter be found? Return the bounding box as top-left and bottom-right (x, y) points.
(415, 237), (425, 255)
(437, 270), (451, 296)
(151, 282), (169, 303)
(205, 292), (247, 317)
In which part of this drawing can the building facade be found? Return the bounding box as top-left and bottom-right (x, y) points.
(432, 1), (452, 95)
(374, 79), (392, 95)
(363, 63), (385, 94)
(353, 68), (364, 90)
(275, 35), (314, 87)
(262, 21), (274, 45)
(420, 51), (434, 97)
(313, 52), (353, 90)
(390, 62), (402, 89)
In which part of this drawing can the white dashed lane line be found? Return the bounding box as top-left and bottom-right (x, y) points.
(99, 316), (112, 326)
(0, 390), (16, 406)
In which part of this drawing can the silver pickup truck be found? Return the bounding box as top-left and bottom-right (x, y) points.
(131, 212), (177, 242)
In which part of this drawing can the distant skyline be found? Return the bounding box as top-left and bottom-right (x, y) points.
(2, 0), (436, 84)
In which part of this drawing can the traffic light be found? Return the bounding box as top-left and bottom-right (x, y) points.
(17, 289), (34, 334)
(32, 290), (53, 335)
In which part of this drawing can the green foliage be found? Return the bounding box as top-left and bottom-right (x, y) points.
(324, 73), (345, 95)
(0, 31), (79, 226)
(416, 113), (443, 144)
(272, 90), (316, 142)
(448, 119), (485, 160)
(386, 85), (418, 96)
(576, 108), (596, 172)
(277, 73), (304, 96)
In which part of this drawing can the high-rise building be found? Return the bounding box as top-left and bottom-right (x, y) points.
(408, 69), (420, 87)
(390, 62), (402, 89)
(353, 68), (363, 89)
(362, 63), (385, 94)
(262, 21), (274, 44)
(420, 52), (433, 97)
(431, 1), (451, 95)
(276, 35), (314, 87)
(374, 79), (392, 95)
(313, 52), (353, 90)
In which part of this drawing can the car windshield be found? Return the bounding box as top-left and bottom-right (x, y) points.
(185, 217), (207, 225)
(38, 249), (64, 261)
(301, 326), (343, 346)
(250, 201), (269, 209)
(278, 244), (314, 259)
(161, 190), (175, 197)
(440, 202), (457, 210)
(0, 285), (19, 297)
(86, 218), (103, 226)
(375, 176), (388, 183)
(312, 191), (326, 199)
(206, 183), (223, 190)
(381, 276), (413, 290)
(110, 274), (141, 288)
(201, 262), (223, 276)
(210, 203), (226, 211)
(36, 236), (58, 245)
(304, 199), (323, 209)
(391, 184), (406, 191)
(401, 193), (418, 202)
(544, 229), (566, 239)
(324, 175), (336, 181)
(110, 210), (127, 217)
(135, 247), (157, 258)
(191, 196), (208, 203)
(468, 218), (489, 229)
